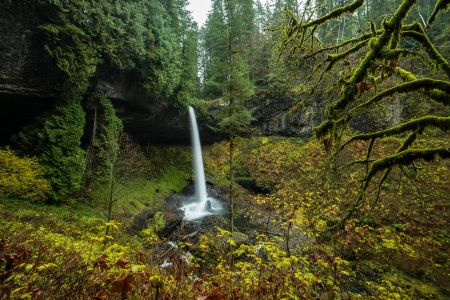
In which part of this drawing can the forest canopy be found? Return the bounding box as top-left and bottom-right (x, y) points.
(37, 0), (199, 110)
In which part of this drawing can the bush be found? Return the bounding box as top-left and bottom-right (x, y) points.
(0, 147), (51, 202)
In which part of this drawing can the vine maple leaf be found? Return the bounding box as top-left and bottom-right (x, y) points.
(357, 81), (372, 95)
(111, 274), (136, 299)
(136, 250), (146, 263)
(4, 246), (31, 270)
(0, 241), (9, 250)
(198, 287), (226, 300)
(139, 271), (149, 281)
(32, 288), (43, 298)
(323, 137), (332, 151)
(115, 258), (129, 269)
(93, 254), (109, 270)
(389, 59), (400, 68)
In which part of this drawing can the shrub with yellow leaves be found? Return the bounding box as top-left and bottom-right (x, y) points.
(0, 147), (51, 202)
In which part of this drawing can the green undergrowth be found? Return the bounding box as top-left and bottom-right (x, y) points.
(88, 145), (192, 220)
(0, 145), (192, 245)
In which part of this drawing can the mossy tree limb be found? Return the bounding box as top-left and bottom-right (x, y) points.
(305, 0), (365, 29)
(364, 147), (450, 185)
(401, 32), (450, 79)
(428, 0), (450, 27)
(338, 116), (450, 152)
(352, 79), (450, 113)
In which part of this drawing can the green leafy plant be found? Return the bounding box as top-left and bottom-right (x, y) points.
(0, 148), (51, 202)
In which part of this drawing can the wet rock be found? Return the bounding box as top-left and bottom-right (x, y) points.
(130, 209), (157, 233)
(199, 214), (249, 247)
(199, 214), (230, 235)
(227, 231), (249, 247)
(158, 212), (183, 238)
(205, 199), (212, 211)
(164, 193), (185, 210)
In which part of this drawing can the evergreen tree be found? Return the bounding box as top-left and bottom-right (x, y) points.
(172, 0), (200, 112)
(91, 96), (147, 239)
(36, 0), (198, 108)
(202, 0), (229, 98)
(12, 95), (86, 201)
(225, 0), (255, 232)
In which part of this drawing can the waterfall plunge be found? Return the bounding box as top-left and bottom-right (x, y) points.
(182, 107), (222, 221)
(188, 106), (208, 205)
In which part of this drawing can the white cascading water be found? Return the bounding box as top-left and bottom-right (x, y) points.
(189, 106), (208, 204)
(182, 107), (222, 221)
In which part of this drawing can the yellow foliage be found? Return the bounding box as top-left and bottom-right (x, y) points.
(0, 148), (50, 202)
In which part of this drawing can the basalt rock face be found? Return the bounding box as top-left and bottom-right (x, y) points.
(248, 89), (325, 138)
(0, 2), (63, 145)
(0, 2), (69, 98)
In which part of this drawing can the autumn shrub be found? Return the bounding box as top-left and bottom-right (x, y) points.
(0, 219), (199, 300)
(203, 140), (232, 185)
(0, 147), (50, 202)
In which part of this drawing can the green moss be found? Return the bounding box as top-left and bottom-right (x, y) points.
(279, 0), (450, 238)
(306, 0), (364, 28)
(366, 147), (450, 184)
(325, 40), (369, 72)
(402, 23), (450, 79)
(339, 116), (450, 151)
(305, 31), (382, 60)
(394, 67), (417, 82)
(352, 79), (450, 113)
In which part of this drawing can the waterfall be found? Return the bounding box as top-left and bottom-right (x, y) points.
(181, 106), (223, 221)
(188, 106), (208, 204)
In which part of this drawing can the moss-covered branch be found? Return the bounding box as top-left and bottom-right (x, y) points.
(338, 116), (450, 152)
(365, 147), (450, 186)
(379, 49), (437, 69)
(305, 0), (365, 28)
(353, 79), (450, 112)
(402, 24), (450, 79)
(304, 31), (381, 60)
(325, 39), (370, 71)
(328, 0), (417, 114)
(428, 0), (450, 27)
(278, 0), (450, 228)
(315, 79), (450, 139)
(340, 158), (376, 169)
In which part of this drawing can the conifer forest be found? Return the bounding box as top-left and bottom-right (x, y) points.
(0, 0), (449, 299)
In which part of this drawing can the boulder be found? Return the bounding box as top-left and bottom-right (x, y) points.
(199, 214), (230, 235)
(158, 212), (183, 239)
(130, 209), (157, 233)
(199, 214), (249, 247)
